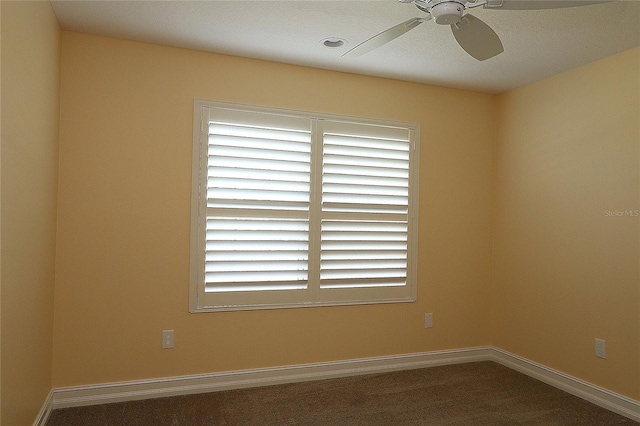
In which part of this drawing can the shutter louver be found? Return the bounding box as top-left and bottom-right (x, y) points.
(320, 123), (410, 290)
(205, 115), (312, 293)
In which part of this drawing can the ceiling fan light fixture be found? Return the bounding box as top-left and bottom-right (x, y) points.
(344, 0), (610, 62)
(430, 1), (464, 25)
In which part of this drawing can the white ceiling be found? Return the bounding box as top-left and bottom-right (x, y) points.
(51, 0), (640, 93)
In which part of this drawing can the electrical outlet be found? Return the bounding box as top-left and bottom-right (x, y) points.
(424, 313), (433, 329)
(595, 338), (606, 359)
(162, 330), (175, 349)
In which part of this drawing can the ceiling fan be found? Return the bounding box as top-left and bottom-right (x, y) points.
(342, 0), (611, 61)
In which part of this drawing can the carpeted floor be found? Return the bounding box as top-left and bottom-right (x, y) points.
(46, 361), (638, 425)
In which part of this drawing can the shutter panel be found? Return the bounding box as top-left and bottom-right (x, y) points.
(204, 110), (312, 294)
(320, 121), (411, 291)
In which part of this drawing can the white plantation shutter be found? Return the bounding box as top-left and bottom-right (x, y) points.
(317, 121), (414, 303)
(320, 122), (410, 284)
(191, 101), (418, 311)
(205, 113), (312, 293)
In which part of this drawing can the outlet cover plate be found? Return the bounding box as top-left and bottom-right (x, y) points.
(595, 338), (606, 359)
(162, 330), (174, 349)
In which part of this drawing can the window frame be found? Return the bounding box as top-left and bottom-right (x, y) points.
(190, 99), (419, 312)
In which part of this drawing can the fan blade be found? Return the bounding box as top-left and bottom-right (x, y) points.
(342, 17), (429, 57)
(483, 0), (612, 10)
(451, 14), (504, 61)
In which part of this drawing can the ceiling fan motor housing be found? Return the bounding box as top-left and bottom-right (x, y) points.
(429, 0), (465, 25)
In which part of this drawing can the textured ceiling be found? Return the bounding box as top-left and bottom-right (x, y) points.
(51, 0), (640, 93)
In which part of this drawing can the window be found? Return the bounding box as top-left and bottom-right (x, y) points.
(190, 100), (419, 312)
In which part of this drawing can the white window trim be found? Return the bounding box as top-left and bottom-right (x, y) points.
(190, 100), (419, 312)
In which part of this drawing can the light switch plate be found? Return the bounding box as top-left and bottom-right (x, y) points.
(424, 313), (433, 328)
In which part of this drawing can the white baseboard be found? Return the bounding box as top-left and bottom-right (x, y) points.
(39, 346), (639, 424)
(33, 390), (53, 426)
(488, 348), (640, 422)
(51, 347), (492, 409)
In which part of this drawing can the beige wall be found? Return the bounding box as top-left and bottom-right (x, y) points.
(492, 47), (640, 399)
(52, 32), (495, 387)
(1, 1), (61, 424)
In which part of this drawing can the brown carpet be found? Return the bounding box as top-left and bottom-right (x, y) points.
(46, 361), (638, 425)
